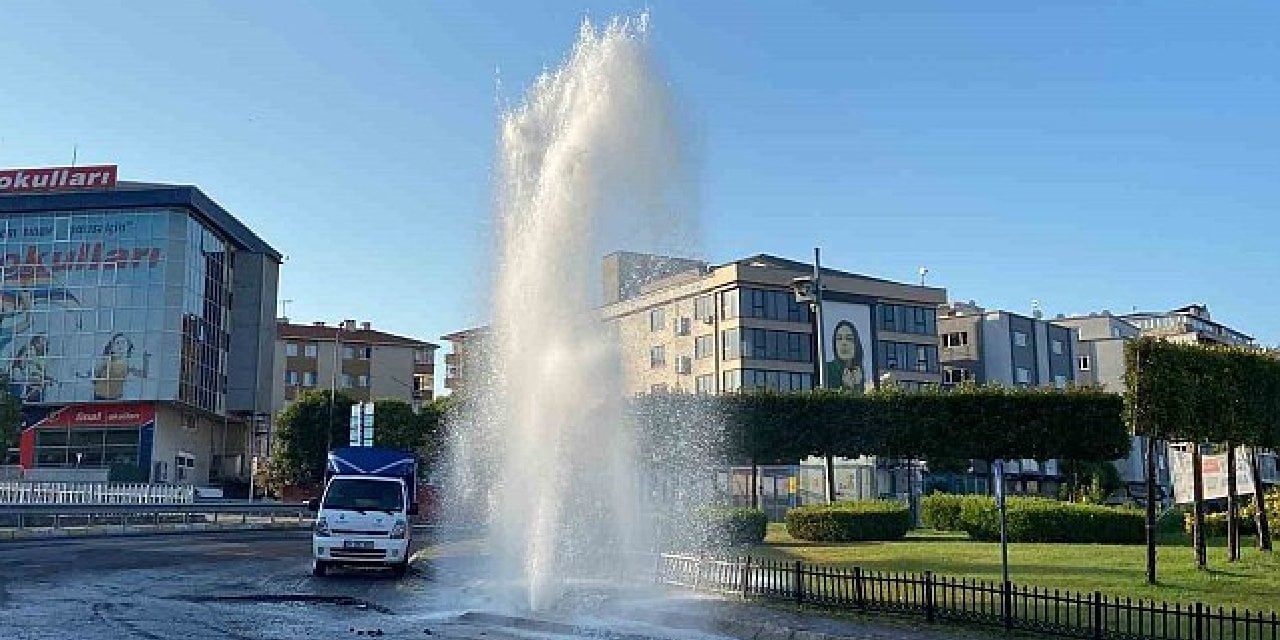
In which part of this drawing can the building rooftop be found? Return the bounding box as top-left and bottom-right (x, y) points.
(440, 326), (490, 342)
(278, 321), (437, 349)
(0, 180), (282, 262)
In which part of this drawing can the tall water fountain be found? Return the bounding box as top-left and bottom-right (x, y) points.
(445, 14), (717, 611)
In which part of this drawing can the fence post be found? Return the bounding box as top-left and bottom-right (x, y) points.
(1003, 580), (1013, 630)
(1194, 602), (1204, 640)
(924, 571), (935, 623)
(1093, 591), (1104, 640)
(793, 560), (804, 604)
(854, 567), (865, 610)
(741, 556), (752, 600)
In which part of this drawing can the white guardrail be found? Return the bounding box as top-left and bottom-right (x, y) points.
(0, 502), (312, 533)
(0, 481), (195, 505)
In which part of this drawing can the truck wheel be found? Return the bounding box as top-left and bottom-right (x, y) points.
(312, 560), (329, 577)
(391, 561), (408, 578)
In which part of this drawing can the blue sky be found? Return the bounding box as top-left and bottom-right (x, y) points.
(2, 1), (1278, 386)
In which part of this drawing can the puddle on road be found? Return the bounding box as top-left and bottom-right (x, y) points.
(176, 591), (394, 611)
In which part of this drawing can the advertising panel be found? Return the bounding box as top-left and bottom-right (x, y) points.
(0, 212), (171, 404)
(819, 300), (874, 392)
(0, 165), (118, 194)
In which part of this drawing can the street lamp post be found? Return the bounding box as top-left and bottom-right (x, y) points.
(326, 322), (345, 453)
(792, 247), (835, 504)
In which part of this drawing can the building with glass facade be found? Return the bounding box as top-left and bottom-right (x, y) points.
(0, 177), (280, 486)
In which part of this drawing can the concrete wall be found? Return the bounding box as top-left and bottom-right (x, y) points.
(150, 406), (217, 485)
(1006, 314), (1038, 386)
(980, 314), (1013, 384)
(227, 252), (279, 416)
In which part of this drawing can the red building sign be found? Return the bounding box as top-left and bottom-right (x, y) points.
(0, 165), (118, 194)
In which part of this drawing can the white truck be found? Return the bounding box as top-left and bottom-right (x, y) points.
(308, 447), (418, 577)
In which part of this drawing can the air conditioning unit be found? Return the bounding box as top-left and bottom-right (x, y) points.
(675, 356), (692, 374)
(702, 315), (715, 325)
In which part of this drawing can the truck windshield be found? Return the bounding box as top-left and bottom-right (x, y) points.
(323, 479), (404, 512)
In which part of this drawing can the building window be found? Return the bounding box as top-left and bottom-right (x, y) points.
(695, 335), (714, 359)
(304, 342), (319, 357)
(695, 374), (714, 395)
(1054, 375), (1067, 389)
(1078, 355), (1091, 371)
(649, 308), (666, 332)
(1013, 331), (1028, 348)
(879, 341), (939, 373)
(942, 331), (968, 348)
(943, 367), (973, 385)
(879, 304), (937, 335)
(739, 328), (812, 363)
(285, 371), (299, 386)
(1051, 340), (1064, 355)
(414, 349), (430, 364)
(343, 345), (356, 360)
(1015, 367), (1031, 385)
(695, 296), (714, 322)
(722, 328), (740, 360)
(357, 375), (369, 388)
(722, 369), (742, 392)
(649, 345), (666, 368)
(302, 371), (317, 387)
(721, 289), (739, 320)
(736, 288), (808, 322)
(341, 373), (353, 388)
(734, 369), (812, 392)
(362, 346), (372, 359)
(285, 342), (299, 357)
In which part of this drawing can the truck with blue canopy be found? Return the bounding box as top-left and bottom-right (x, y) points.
(307, 447), (419, 577)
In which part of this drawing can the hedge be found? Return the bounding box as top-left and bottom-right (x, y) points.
(1182, 491), (1280, 536)
(786, 501), (910, 542)
(957, 496), (1144, 544)
(921, 493), (985, 532)
(701, 507), (768, 545)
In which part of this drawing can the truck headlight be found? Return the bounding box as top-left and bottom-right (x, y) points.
(314, 517), (331, 537)
(390, 521), (407, 539)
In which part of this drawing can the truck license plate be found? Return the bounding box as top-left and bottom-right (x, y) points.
(344, 540), (374, 549)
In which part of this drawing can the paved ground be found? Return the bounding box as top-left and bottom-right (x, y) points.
(0, 531), (988, 640)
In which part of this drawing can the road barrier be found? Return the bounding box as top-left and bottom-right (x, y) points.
(0, 481), (195, 504)
(0, 502), (310, 535)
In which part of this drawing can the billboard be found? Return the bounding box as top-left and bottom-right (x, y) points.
(1169, 448), (1279, 503)
(820, 301), (874, 393)
(0, 165), (118, 194)
(0, 212), (172, 404)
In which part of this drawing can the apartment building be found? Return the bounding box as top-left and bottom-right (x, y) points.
(1052, 312), (1142, 392)
(1122, 304), (1253, 347)
(937, 302), (1078, 389)
(440, 327), (489, 393)
(601, 253), (947, 396)
(273, 320), (437, 418)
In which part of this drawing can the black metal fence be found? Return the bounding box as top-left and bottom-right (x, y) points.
(655, 554), (1279, 640)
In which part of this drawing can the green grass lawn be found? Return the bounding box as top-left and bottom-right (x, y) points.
(749, 524), (1280, 614)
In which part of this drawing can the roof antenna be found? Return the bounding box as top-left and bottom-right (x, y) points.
(71, 144), (78, 167)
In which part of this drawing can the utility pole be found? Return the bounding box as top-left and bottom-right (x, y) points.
(813, 248), (836, 504)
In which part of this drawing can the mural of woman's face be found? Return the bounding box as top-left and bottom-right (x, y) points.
(834, 324), (858, 362)
(108, 335), (130, 357)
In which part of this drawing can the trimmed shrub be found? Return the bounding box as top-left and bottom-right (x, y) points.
(786, 500), (910, 542)
(921, 493), (965, 531)
(958, 496), (1144, 544)
(702, 507), (768, 545)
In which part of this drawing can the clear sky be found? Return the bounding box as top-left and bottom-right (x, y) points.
(3, 1), (1278, 390)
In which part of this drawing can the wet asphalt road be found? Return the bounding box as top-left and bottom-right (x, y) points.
(0, 530), (495, 640)
(0, 531), (746, 640)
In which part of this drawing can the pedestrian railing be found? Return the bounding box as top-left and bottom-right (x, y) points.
(0, 481), (195, 504)
(655, 555), (1280, 640)
(0, 502), (310, 531)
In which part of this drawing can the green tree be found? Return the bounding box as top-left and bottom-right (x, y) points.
(372, 399), (423, 451)
(264, 389), (356, 490)
(0, 377), (21, 463)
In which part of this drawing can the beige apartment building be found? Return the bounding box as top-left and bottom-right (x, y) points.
(601, 252), (947, 396)
(273, 320), (438, 420)
(440, 327), (489, 393)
